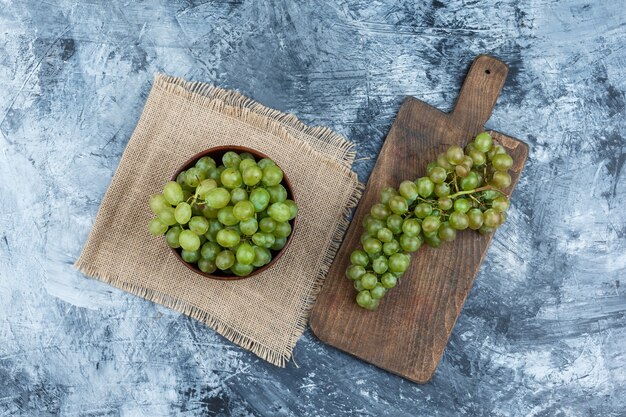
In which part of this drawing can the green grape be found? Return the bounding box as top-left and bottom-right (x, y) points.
(222, 151), (241, 168)
(205, 188), (231, 209)
(400, 234), (421, 252)
(150, 194), (170, 215)
(462, 155), (474, 170)
(198, 234), (208, 245)
(239, 218), (258, 236)
(239, 159), (257, 173)
(491, 171), (511, 189)
(179, 230), (201, 251)
(195, 179), (217, 199)
(350, 250), (369, 267)
(188, 216), (209, 235)
(267, 184), (287, 203)
(388, 196), (408, 215)
(257, 158), (275, 170)
(381, 273), (398, 289)
(271, 236), (287, 250)
(487, 145), (506, 160)
(267, 202), (291, 222)
(482, 190), (501, 201)
(429, 166), (447, 184)
(399, 180), (418, 201)
(220, 168), (243, 189)
(455, 164), (469, 178)
(208, 168), (221, 183)
(273, 222), (292, 238)
(284, 199), (298, 220)
(446, 146), (465, 165)
(401, 218), (421, 236)
(346, 265), (366, 280)
(230, 188), (248, 204)
(435, 182), (451, 198)
(438, 222), (456, 242)
(216, 228), (240, 248)
(174, 202), (192, 224)
(437, 153), (454, 170)
(163, 181), (184, 205)
(449, 211), (469, 230)
(231, 262), (254, 277)
(250, 188), (270, 212)
(372, 256), (389, 274)
(251, 246), (271, 267)
(426, 162), (437, 175)
(388, 253), (410, 273)
(201, 241), (221, 261)
(467, 208), (484, 230)
(482, 208), (501, 228)
(371, 203), (391, 220)
(165, 226), (182, 248)
(415, 177), (435, 197)
(460, 171), (480, 191)
(184, 167), (205, 188)
(236, 242), (255, 265)
(354, 279), (365, 292)
(474, 132), (493, 152)
(217, 206), (239, 226)
(363, 237), (382, 254)
(360, 232), (370, 245)
(383, 240), (400, 256)
(262, 165), (284, 187)
(148, 218), (168, 236)
(386, 214), (403, 234)
(367, 251), (382, 261)
(356, 290), (373, 308)
(363, 298), (380, 311)
(425, 233), (442, 248)
(479, 225), (496, 235)
(205, 219), (223, 242)
(469, 149), (486, 166)
(453, 198), (471, 214)
(181, 249), (200, 263)
(176, 171), (187, 187)
(379, 186), (398, 204)
(239, 152), (255, 160)
(492, 196), (510, 212)
(233, 201), (255, 221)
(438, 197), (453, 211)
(376, 228), (394, 243)
(421, 215), (440, 234)
(251, 232), (270, 248)
(195, 156), (216, 174)
(414, 203), (433, 219)
(198, 258), (217, 274)
(215, 250), (235, 270)
(259, 217), (277, 233)
(361, 273), (377, 290)
(370, 284), (387, 299)
(157, 207), (177, 226)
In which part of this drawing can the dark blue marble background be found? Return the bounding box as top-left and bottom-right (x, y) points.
(1, 1), (625, 416)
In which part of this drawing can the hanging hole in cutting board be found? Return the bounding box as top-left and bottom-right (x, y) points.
(485, 69), (491, 74)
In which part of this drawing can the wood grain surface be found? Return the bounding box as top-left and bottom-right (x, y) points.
(310, 55), (529, 383)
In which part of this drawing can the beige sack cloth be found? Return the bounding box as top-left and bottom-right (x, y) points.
(75, 74), (362, 366)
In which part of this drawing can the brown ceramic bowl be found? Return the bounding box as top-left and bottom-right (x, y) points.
(170, 145), (297, 280)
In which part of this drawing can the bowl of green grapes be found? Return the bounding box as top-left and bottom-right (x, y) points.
(148, 146), (298, 280)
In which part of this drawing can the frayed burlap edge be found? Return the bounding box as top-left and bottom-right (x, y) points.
(75, 74), (364, 366)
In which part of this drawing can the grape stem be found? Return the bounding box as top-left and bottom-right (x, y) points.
(447, 185), (502, 199)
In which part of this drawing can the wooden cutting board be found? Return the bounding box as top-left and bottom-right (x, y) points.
(310, 55), (528, 383)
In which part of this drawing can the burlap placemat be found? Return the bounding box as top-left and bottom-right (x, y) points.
(75, 74), (362, 366)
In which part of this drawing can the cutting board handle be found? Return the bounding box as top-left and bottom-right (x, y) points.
(451, 55), (509, 134)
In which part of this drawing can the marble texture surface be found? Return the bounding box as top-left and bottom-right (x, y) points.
(1, 1), (625, 416)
